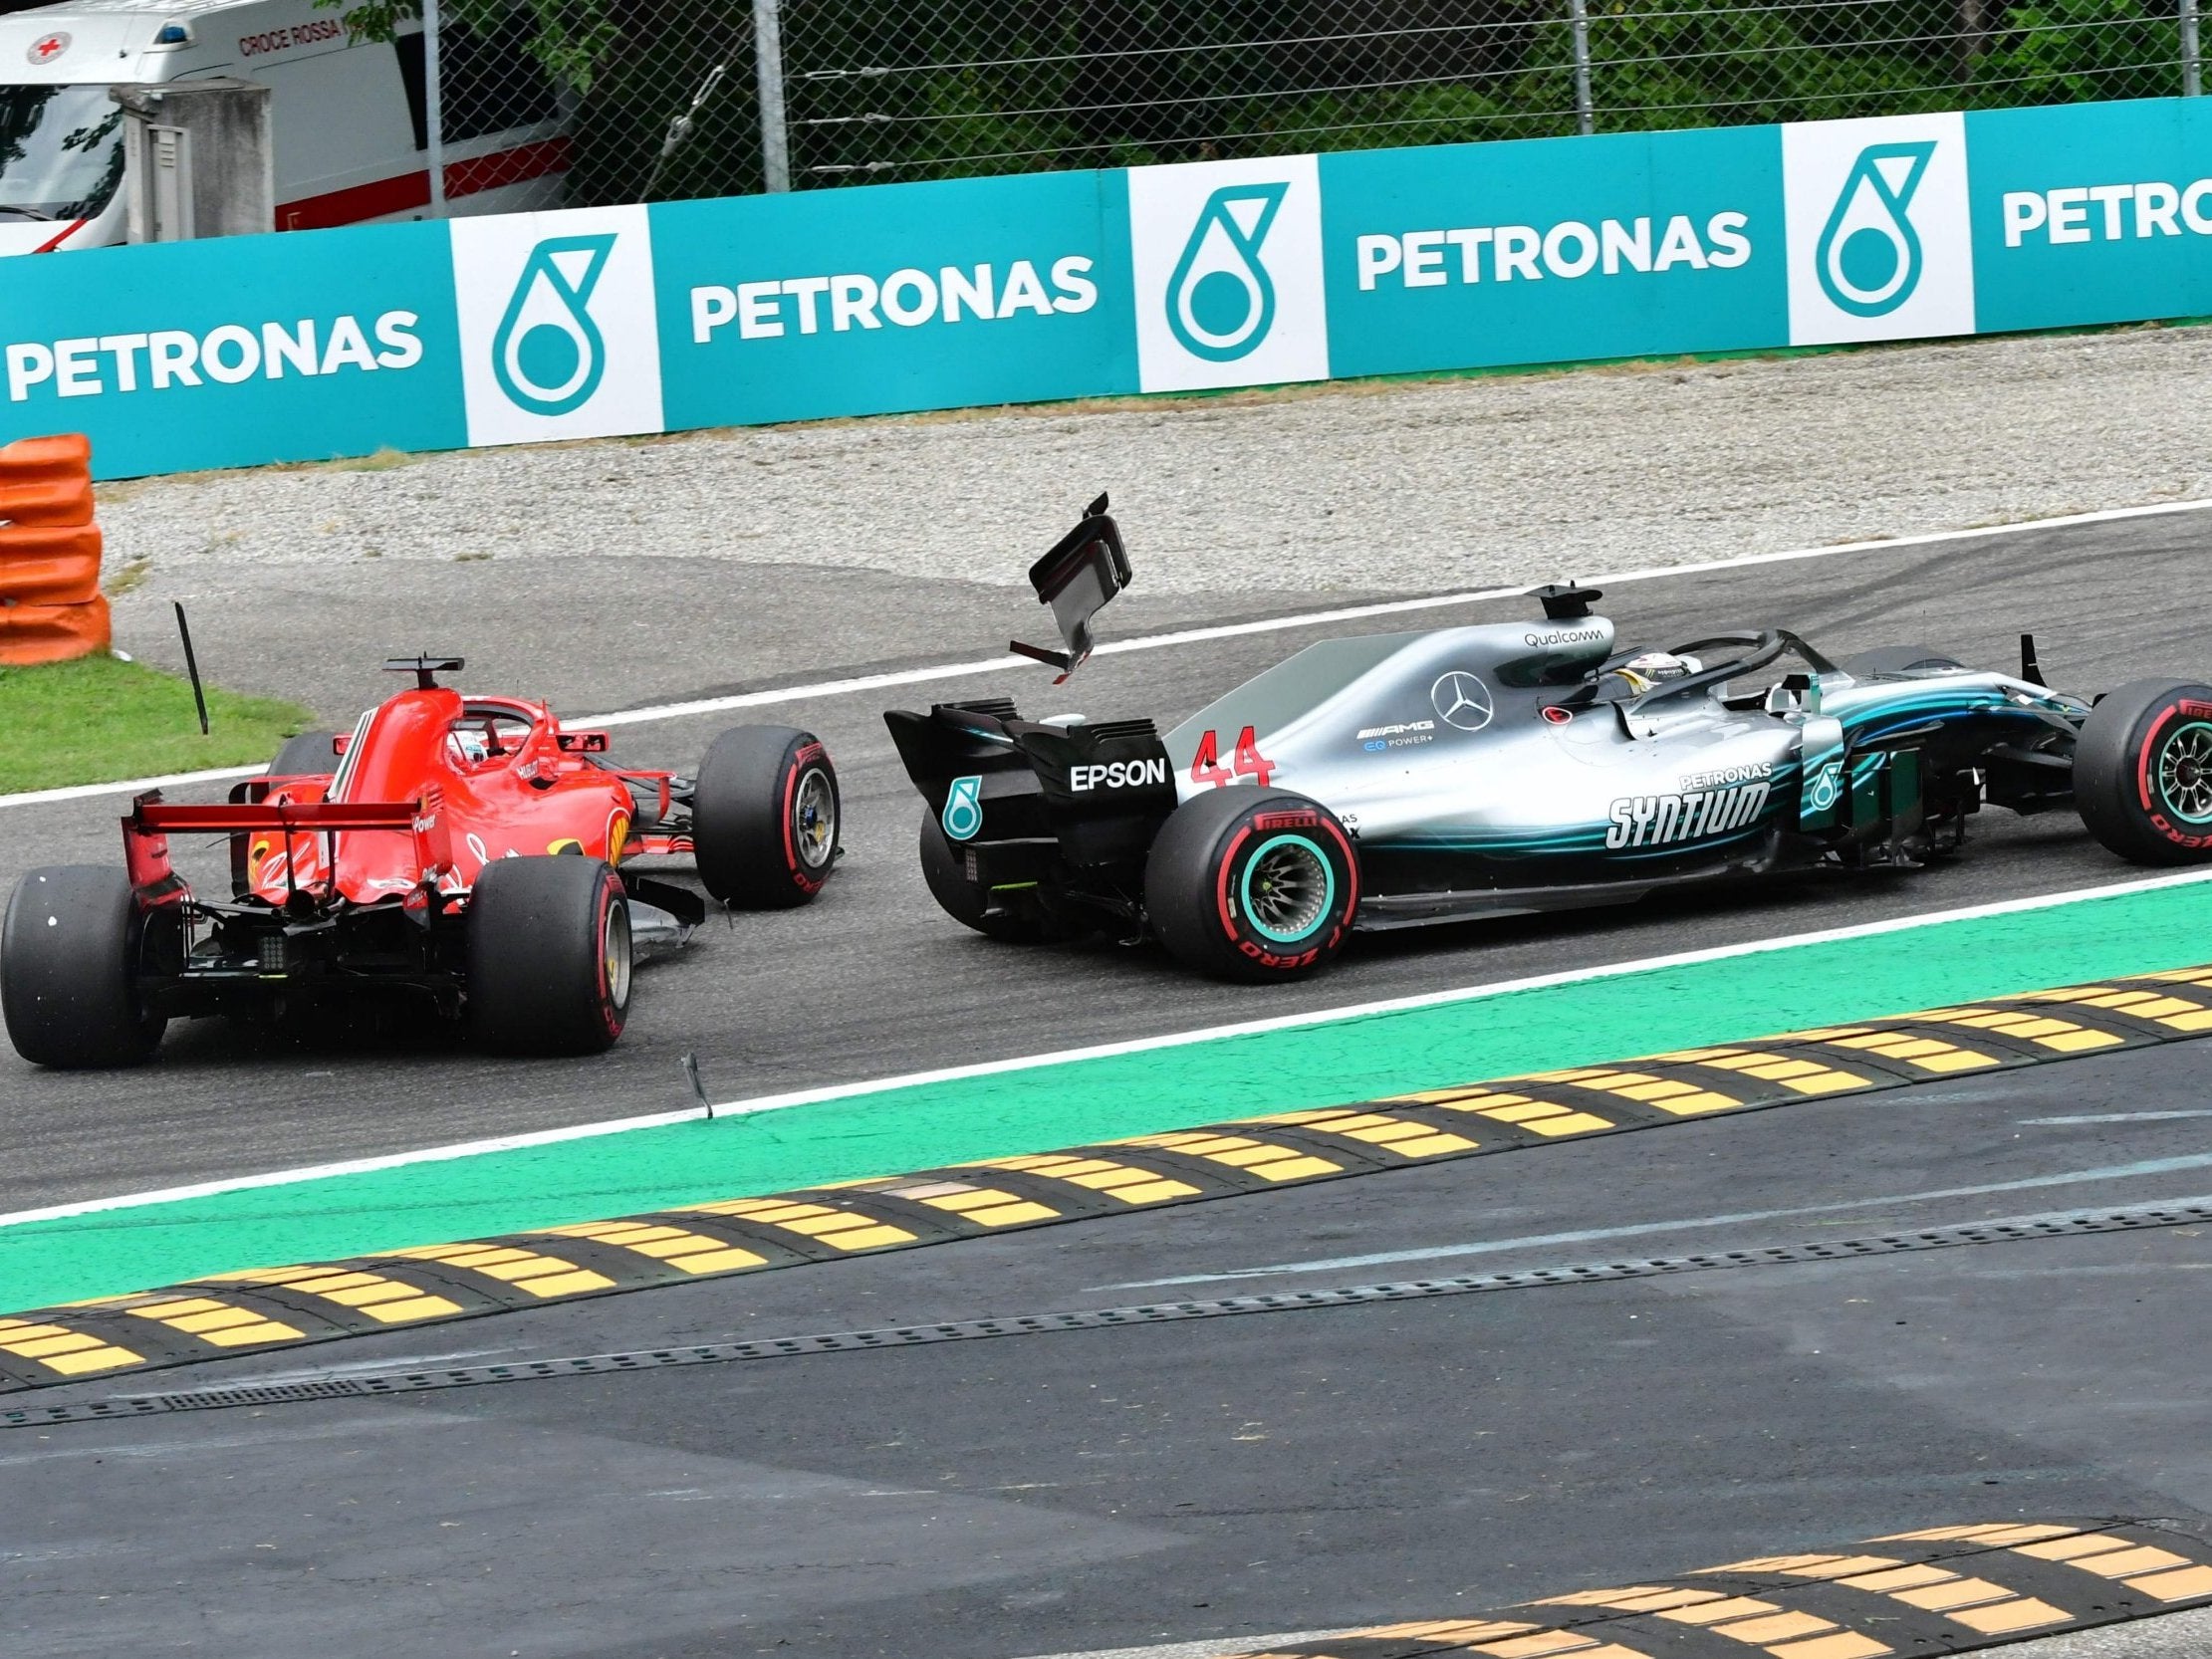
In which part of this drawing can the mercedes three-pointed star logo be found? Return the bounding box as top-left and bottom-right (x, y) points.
(1430, 669), (1494, 732)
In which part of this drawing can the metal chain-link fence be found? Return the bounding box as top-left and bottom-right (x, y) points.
(391, 0), (764, 210)
(562, 0), (767, 205)
(419, 0), (2208, 207)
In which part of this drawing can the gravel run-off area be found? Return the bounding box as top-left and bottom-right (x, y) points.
(96, 324), (2212, 602)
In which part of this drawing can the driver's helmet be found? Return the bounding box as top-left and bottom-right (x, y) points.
(447, 725), (494, 767)
(1598, 650), (1703, 700)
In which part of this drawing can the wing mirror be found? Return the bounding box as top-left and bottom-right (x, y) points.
(1772, 671), (1824, 716)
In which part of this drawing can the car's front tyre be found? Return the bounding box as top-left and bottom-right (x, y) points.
(691, 726), (840, 908)
(2076, 679), (2212, 865)
(1144, 789), (1359, 981)
(2, 864), (167, 1068)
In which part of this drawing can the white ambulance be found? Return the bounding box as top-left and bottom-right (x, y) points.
(0, 0), (572, 253)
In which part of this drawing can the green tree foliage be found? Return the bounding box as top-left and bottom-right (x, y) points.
(320, 0), (2197, 196)
(1973, 0), (2187, 105)
(323, 0), (617, 92)
(322, 0), (765, 200)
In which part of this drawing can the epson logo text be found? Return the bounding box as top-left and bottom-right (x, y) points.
(1071, 758), (1170, 792)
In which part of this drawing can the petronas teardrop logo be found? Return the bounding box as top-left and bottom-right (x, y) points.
(1815, 142), (1935, 318)
(491, 233), (616, 416)
(1165, 183), (1288, 362)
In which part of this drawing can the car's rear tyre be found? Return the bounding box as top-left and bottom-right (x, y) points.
(1144, 789), (1359, 982)
(918, 813), (1054, 943)
(268, 730), (339, 778)
(2076, 679), (2212, 864)
(467, 856), (631, 1056)
(692, 726), (839, 908)
(2, 864), (166, 1068)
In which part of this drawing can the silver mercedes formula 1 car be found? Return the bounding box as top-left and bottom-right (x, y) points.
(887, 498), (2212, 980)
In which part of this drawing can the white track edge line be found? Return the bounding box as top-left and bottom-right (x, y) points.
(8, 495), (2209, 811)
(10, 864), (2212, 1233)
(4, 762), (269, 810)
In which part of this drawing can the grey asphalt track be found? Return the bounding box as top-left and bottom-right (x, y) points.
(9, 506), (2212, 1659)
(10, 1040), (2212, 1658)
(5, 508), (2210, 1213)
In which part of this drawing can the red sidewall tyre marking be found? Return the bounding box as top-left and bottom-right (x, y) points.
(1213, 825), (1254, 938)
(781, 741), (830, 896)
(1318, 816), (1360, 929)
(2134, 701), (2212, 849)
(2135, 705), (2176, 814)
(1211, 803), (1360, 974)
(594, 870), (626, 1042)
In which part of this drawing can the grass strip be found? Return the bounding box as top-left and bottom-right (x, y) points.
(0, 653), (315, 794)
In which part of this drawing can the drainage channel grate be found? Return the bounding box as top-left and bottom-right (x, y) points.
(10, 1200), (2208, 1429)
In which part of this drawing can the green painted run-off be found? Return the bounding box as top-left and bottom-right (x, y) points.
(7, 880), (2211, 1314)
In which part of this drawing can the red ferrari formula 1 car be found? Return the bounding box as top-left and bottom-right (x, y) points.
(1, 656), (841, 1067)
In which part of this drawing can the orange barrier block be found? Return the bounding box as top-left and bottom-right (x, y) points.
(0, 434), (94, 526)
(0, 433), (108, 664)
(0, 597), (113, 665)
(0, 525), (103, 605)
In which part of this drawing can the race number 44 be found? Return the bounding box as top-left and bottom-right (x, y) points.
(1190, 725), (1276, 789)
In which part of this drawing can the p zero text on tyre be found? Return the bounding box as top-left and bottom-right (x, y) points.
(1144, 788), (1359, 981)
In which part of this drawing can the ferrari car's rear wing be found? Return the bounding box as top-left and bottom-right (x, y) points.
(131, 802), (419, 833)
(123, 790), (449, 901)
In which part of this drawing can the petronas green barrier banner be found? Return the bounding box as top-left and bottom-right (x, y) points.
(3, 97), (2208, 479)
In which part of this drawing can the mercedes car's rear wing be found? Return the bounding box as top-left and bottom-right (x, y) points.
(886, 495), (1165, 895)
(1009, 494), (1130, 683)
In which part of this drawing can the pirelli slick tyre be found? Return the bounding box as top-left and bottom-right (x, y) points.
(918, 813), (1054, 943)
(467, 856), (631, 1056)
(267, 730), (339, 779)
(1145, 788), (1359, 982)
(2077, 679), (2212, 865)
(692, 726), (840, 909)
(2, 864), (167, 1068)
